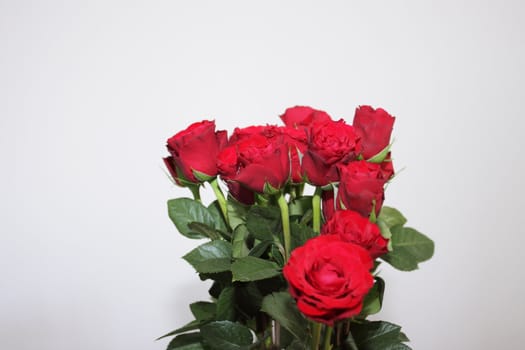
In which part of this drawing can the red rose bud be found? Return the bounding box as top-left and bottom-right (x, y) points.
(353, 105), (395, 160)
(230, 125), (307, 183)
(301, 119), (361, 186)
(229, 124), (281, 143)
(322, 210), (389, 258)
(283, 235), (374, 325)
(218, 133), (290, 194)
(235, 135), (290, 193)
(227, 124), (306, 184)
(336, 160), (394, 218)
(281, 126), (307, 183)
(217, 146), (256, 205)
(280, 106), (332, 129)
(217, 145), (238, 180)
(163, 156), (184, 186)
(166, 120), (227, 184)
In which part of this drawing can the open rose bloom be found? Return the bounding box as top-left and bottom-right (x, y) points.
(160, 105), (434, 350)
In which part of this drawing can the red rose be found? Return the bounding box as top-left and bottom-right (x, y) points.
(301, 119), (361, 186)
(281, 127), (308, 183)
(322, 210), (388, 258)
(353, 106), (395, 159)
(217, 133), (290, 193)
(227, 124), (307, 184)
(279, 106), (332, 128)
(336, 160), (394, 218)
(217, 146), (255, 204)
(283, 235), (374, 325)
(165, 120), (227, 183)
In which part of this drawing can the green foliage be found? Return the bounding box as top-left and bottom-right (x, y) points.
(207, 200), (229, 233)
(168, 198), (219, 239)
(226, 197), (249, 230)
(290, 221), (316, 251)
(232, 224), (250, 258)
(216, 287), (236, 321)
(231, 256), (281, 282)
(157, 320), (203, 341)
(382, 226), (434, 271)
(200, 321), (253, 350)
(348, 320), (411, 350)
(246, 205), (282, 241)
(261, 292), (308, 342)
(288, 196), (313, 217)
(378, 207), (434, 271)
(378, 206), (407, 228)
(167, 332), (205, 350)
(190, 302), (216, 321)
(358, 277), (385, 318)
(183, 240), (232, 274)
(163, 175), (432, 350)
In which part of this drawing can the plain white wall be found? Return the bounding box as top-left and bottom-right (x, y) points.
(1, 1), (524, 349)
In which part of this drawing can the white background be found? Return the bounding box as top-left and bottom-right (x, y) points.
(1, 1), (524, 349)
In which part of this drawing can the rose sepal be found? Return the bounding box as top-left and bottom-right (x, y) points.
(192, 169), (217, 182)
(367, 142), (393, 164)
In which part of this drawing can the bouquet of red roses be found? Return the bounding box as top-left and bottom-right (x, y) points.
(159, 106), (434, 350)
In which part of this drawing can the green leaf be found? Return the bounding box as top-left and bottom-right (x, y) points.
(232, 225), (250, 258)
(290, 222), (316, 251)
(278, 325), (294, 348)
(248, 240), (273, 258)
(216, 286), (236, 321)
(270, 244), (285, 267)
(246, 205), (282, 241)
(381, 226), (434, 271)
(261, 292), (308, 342)
(287, 339), (308, 350)
(299, 209), (313, 226)
(187, 222), (221, 240)
(378, 207), (407, 228)
(201, 321), (253, 350)
(398, 332), (410, 343)
(350, 320), (410, 350)
(208, 200), (228, 233)
(358, 277), (385, 318)
(168, 198), (217, 239)
(236, 282), (264, 317)
(288, 196), (313, 217)
(190, 302), (216, 321)
(227, 196), (249, 230)
(183, 240), (232, 274)
(231, 256), (281, 282)
(157, 320), (202, 340)
(167, 332), (205, 350)
(343, 330), (359, 350)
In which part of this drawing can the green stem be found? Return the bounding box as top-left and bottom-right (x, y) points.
(322, 326), (333, 350)
(311, 322), (323, 350)
(209, 178), (229, 226)
(189, 185), (201, 202)
(312, 187), (322, 233)
(277, 193), (291, 262)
